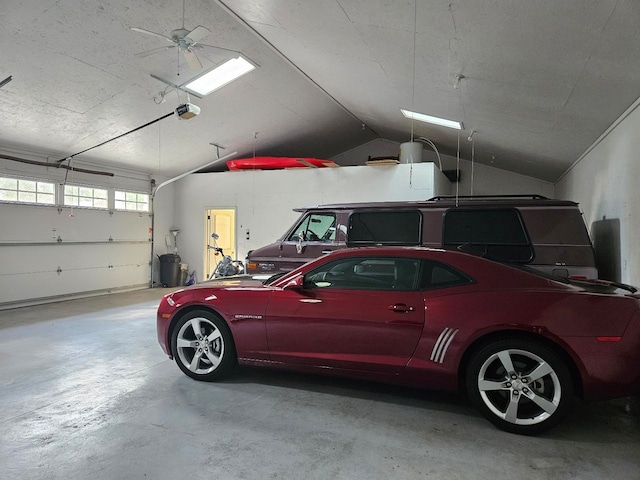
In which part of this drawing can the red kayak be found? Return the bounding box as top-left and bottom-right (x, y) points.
(227, 156), (338, 170)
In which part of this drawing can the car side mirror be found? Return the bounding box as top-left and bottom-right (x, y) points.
(283, 275), (305, 291)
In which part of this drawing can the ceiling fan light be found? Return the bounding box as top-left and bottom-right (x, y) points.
(401, 108), (463, 130)
(185, 56), (256, 96)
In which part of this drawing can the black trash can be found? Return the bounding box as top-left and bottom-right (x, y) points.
(159, 253), (181, 287)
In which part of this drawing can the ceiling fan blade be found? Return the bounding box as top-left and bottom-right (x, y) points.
(197, 43), (241, 55)
(130, 27), (174, 43)
(184, 49), (202, 70)
(185, 25), (211, 44)
(134, 45), (176, 58)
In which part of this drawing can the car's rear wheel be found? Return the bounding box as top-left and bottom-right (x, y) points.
(171, 310), (236, 381)
(466, 339), (574, 435)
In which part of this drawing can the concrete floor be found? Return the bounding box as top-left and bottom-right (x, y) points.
(0, 289), (638, 480)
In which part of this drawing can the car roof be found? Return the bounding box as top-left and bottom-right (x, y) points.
(271, 245), (571, 292)
(293, 195), (578, 212)
(317, 246), (494, 267)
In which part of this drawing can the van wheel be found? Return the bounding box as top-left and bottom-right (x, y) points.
(466, 339), (574, 435)
(171, 310), (236, 381)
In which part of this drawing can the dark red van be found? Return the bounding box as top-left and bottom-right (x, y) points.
(246, 195), (597, 279)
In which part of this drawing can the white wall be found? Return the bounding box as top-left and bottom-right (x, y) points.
(172, 163), (447, 281)
(330, 138), (555, 198)
(0, 136), (559, 302)
(171, 155), (555, 282)
(331, 138), (402, 164)
(447, 157), (555, 198)
(150, 179), (176, 287)
(556, 99), (640, 285)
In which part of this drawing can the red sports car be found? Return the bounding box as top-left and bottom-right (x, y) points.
(157, 247), (640, 435)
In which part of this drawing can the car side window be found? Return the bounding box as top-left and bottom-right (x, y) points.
(288, 213), (336, 242)
(420, 260), (473, 290)
(304, 257), (420, 290)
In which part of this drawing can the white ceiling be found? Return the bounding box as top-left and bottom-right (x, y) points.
(1, 0), (639, 182)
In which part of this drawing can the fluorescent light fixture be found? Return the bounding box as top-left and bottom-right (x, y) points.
(185, 56), (256, 96)
(401, 108), (463, 130)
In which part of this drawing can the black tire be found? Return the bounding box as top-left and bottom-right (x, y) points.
(170, 310), (236, 381)
(466, 339), (574, 435)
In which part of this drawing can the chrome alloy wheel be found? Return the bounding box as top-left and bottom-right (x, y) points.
(476, 348), (562, 426)
(175, 316), (225, 375)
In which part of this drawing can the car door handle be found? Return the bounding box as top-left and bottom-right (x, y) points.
(321, 250), (334, 254)
(389, 303), (415, 313)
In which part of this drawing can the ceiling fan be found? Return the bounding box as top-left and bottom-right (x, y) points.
(131, 24), (211, 70)
(131, 0), (219, 70)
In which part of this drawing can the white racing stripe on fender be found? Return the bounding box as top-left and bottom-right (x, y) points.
(430, 327), (459, 364)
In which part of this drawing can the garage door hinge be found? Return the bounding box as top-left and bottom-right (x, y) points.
(56, 266), (62, 275)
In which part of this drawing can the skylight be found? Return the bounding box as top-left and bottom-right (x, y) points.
(185, 56), (256, 96)
(400, 108), (463, 130)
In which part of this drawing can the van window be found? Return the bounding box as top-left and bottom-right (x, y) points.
(288, 213), (336, 242)
(347, 211), (421, 246)
(442, 209), (534, 263)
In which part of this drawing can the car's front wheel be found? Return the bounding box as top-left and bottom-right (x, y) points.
(466, 339), (574, 435)
(171, 310), (236, 381)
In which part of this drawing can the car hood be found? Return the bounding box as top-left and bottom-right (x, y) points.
(189, 275), (267, 289)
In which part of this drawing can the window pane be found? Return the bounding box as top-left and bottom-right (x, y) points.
(288, 213), (336, 242)
(63, 184), (108, 209)
(38, 193), (55, 204)
(19, 180), (37, 192)
(38, 182), (55, 194)
(114, 190), (149, 212)
(79, 197), (93, 207)
(443, 209), (529, 244)
(0, 178), (17, 189)
(348, 211), (422, 246)
(305, 257), (420, 291)
(442, 208), (534, 263)
(0, 190), (17, 201)
(420, 260), (474, 290)
(0, 177), (55, 205)
(18, 191), (36, 203)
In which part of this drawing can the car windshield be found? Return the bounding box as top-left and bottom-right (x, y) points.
(288, 213), (336, 242)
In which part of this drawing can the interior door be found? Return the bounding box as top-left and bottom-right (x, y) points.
(205, 208), (236, 278)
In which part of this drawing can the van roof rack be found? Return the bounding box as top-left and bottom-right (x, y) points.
(428, 194), (549, 201)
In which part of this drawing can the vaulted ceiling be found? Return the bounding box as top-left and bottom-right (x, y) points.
(1, 0), (639, 182)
